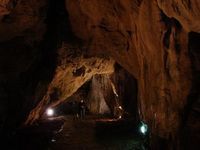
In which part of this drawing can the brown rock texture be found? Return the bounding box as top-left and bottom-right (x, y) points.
(87, 74), (113, 114)
(0, 0), (11, 16)
(65, 0), (199, 149)
(0, 0), (199, 149)
(25, 43), (115, 124)
(157, 0), (200, 32)
(0, 0), (49, 132)
(0, 0), (47, 41)
(57, 64), (138, 117)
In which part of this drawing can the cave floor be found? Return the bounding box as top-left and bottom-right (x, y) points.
(48, 115), (145, 150)
(7, 115), (146, 150)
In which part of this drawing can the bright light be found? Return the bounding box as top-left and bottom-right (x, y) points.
(139, 122), (148, 135)
(118, 115), (122, 119)
(140, 126), (146, 134)
(46, 108), (54, 117)
(118, 106), (122, 109)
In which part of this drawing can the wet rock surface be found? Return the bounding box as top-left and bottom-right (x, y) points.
(0, 0), (199, 149)
(3, 116), (146, 150)
(2, 117), (65, 150)
(49, 116), (145, 150)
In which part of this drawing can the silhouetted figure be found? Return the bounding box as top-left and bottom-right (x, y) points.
(72, 101), (79, 120)
(79, 100), (86, 119)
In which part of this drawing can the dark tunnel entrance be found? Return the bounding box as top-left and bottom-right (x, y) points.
(183, 32), (200, 149)
(54, 63), (139, 122)
(0, 63), (146, 150)
(40, 63), (145, 150)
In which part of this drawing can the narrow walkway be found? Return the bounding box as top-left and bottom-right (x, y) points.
(48, 115), (145, 150)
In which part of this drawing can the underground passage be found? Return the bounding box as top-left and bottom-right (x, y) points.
(0, 0), (200, 150)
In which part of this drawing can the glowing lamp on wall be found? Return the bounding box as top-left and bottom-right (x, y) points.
(139, 121), (148, 135)
(118, 106), (122, 109)
(46, 108), (54, 117)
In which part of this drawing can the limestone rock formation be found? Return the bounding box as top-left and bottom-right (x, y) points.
(157, 0), (200, 32)
(65, 0), (199, 149)
(25, 43), (114, 124)
(0, 0), (47, 41)
(87, 75), (112, 114)
(0, 0), (199, 149)
(0, 0), (11, 16)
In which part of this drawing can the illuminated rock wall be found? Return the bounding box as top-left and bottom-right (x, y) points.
(0, 0), (199, 149)
(65, 0), (199, 149)
(88, 75), (111, 114)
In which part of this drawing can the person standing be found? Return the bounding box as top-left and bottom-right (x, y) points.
(72, 101), (78, 120)
(79, 100), (86, 119)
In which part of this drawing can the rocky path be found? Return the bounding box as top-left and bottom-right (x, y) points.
(48, 116), (145, 150)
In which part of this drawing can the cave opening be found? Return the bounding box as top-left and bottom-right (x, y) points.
(3, 58), (147, 150)
(54, 63), (139, 122)
(182, 32), (200, 149)
(32, 63), (146, 150)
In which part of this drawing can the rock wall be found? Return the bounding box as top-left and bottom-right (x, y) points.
(25, 43), (115, 124)
(65, 0), (199, 149)
(55, 65), (138, 117)
(111, 64), (138, 117)
(0, 0), (199, 149)
(87, 75), (112, 114)
(0, 0), (49, 134)
(0, 0), (47, 41)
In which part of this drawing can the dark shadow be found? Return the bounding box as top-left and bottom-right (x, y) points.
(182, 32), (200, 150)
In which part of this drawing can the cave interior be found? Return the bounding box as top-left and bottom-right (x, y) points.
(0, 0), (200, 150)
